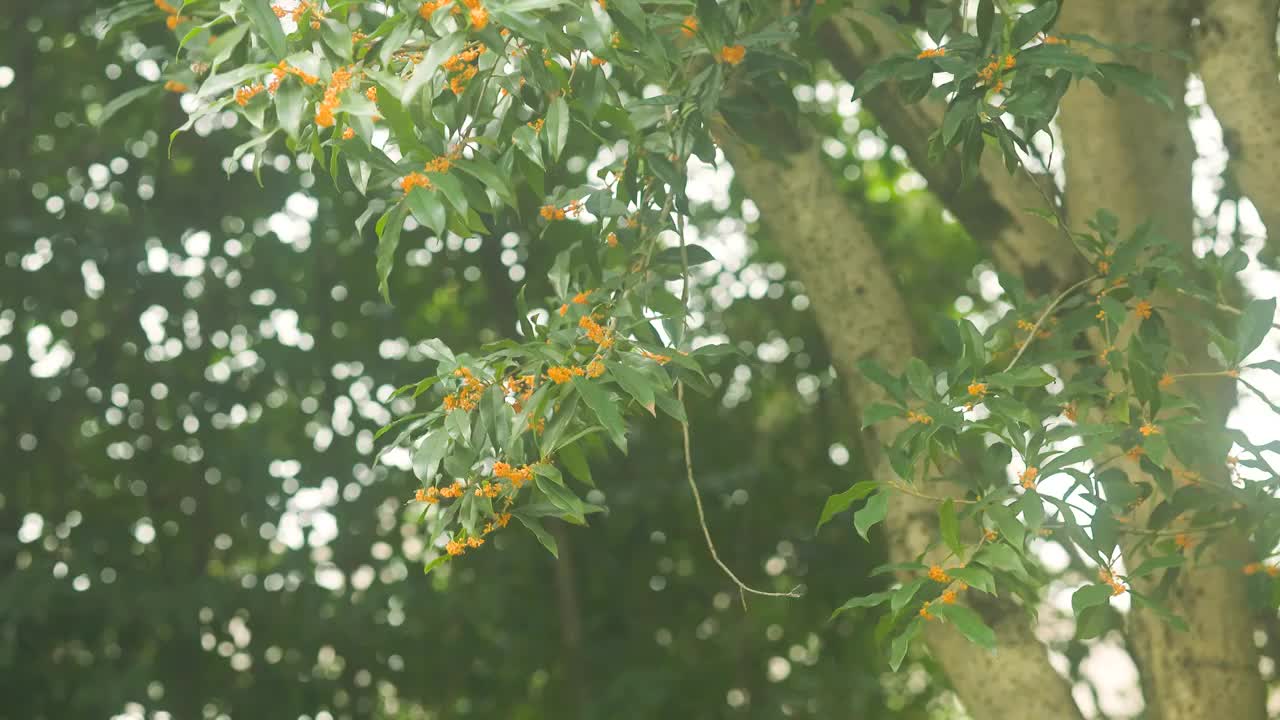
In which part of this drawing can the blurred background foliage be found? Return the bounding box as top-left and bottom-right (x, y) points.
(0, 1), (999, 718)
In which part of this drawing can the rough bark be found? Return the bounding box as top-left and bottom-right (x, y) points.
(1057, 2), (1267, 719)
(817, 8), (1080, 294)
(721, 124), (1085, 720)
(1196, 0), (1280, 251)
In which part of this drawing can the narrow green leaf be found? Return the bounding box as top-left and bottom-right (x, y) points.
(571, 376), (627, 452)
(274, 76), (305, 139)
(513, 512), (558, 557)
(977, 0), (996, 51)
(889, 618), (923, 671)
(240, 0), (288, 58)
(1235, 297), (1276, 362)
(949, 566), (996, 594)
(830, 590), (894, 620)
(1011, 0), (1057, 47)
(606, 360), (656, 410)
(453, 156), (517, 208)
(816, 481), (879, 532)
(891, 578), (927, 613)
(406, 186), (447, 234)
(862, 402), (905, 429)
(92, 85), (158, 128)
(534, 467), (586, 524)
(1128, 553), (1184, 578)
(854, 490), (890, 541)
(1071, 583), (1116, 614)
(940, 499), (962, 555)
(375, 202), (409, 303)
(558, 442), (594, 487)
(932, 603), (996, 650)
(547, 95), (570, 161)
(412, 430), (449, 482)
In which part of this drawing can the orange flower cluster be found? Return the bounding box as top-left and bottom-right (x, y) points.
(590, 56), (607, 67)
(927, 565), (951, 583)
(163, 80), (188, 93)
(439, 481), (466, 498)
(540, 200), (583, 220)
(1099, 568), (1126, 595)
(483, 513), (513, 534)
(420, 0), (447, 19)
(1174, 533), (1194, 550)
(1135, 299), (1153, 319)
(493, 461), (534, 487)
(155, 0), (183, 29)
(640, 349), (670, 364)
(906, 410), (933, 425)
(1126, 445), (1145, 461)
(315, 66), (352, 127)
(919, 600), (935, 620)
(443, 44), (486, 94)
(606, 232), (619, 247)
(1139, 422), (1160, 437)
(718, 45), (746, 65)
(442, 367), (486, 412)
(400, 172), (432, 192)
(547, 365), (586, 384)
(967, 382), (987, 397)
(917, 47), (946, 59)
(414, 487), (440, 504)
(680, 15), (699, 38)
(1019, 466), (1038, 490)
(271, 61), (320, 91)
(977, 54), (1015, 86)
(528, 118), (545, 133)
(1159, 373), (1175, 388)
(473, 481), (501, 498)
(502, 374), (537, 413)
(1243, 562), (1280, 576)
(983, 528), (999, 542)
(235, 83), (265, 106)
(586, 359), (606, 378)
(1042, 35), (1067, 45)
(579, 315), (614, 349)
(940, 589), (958, 604)
(455, 0), (490, 29)
(342, 127), (355, 140)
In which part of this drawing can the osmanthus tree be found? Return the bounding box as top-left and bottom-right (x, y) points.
(108, 0), (1280, 717)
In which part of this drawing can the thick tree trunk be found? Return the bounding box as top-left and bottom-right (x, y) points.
(1057, 2), (1267, 719)
(721, 124), (1085, 720)
(1196, 0), (1280, 253)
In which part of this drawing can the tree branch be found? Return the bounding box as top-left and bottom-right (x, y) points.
(1057, 2), (1266, 718)
(816, 8), (1080, 295)
(720, 119), (1085, 720)
(1195, 0), (1280, 254)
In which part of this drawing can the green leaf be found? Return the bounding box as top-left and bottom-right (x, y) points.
(974, 542), (1026, 577)
(977, 0), (996, 51)
(512, 124), (544, 168)
(1235, 297), (1275, 362)
(889, 618), (922, 671)
(571, 376), (627, 453)
(558, 442), (594, 487)
(412, 430), (449, 482)
(534, 465), (586, 524)
(375, 202), (409, 303)
(606, 360), (656, 411)
(984, 504), (1025, 547)
(453, 156), (517, 208)
(423, 554), (451, 575)
(949, 566), (996, 594)
(1097, 62), (1173, 110)
(1011, 0), (1057, 47)
(854, 490), (890, 541)
(547, 95), (570, 162)
(240, 0), (288, 59)
(1092, 507), (1118, 560)
(91, 85), (158, 128)
(274, 76), (305, 139)
(989, 366), (1055, 388)
(862, 402), (905, 429)
(1129, 553), (1184, 578)
(816, 481), (879, 532)
(513, 513), (558, 557)
(1071, 583), (1116, 614)
(830, 590), (894, 620)
(939, 499), (962, 555)
(406, 186), (447, 234)
(932, 604), (996, 650)
(925, 6), (952, 43)
(891, 578), (927, 613)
